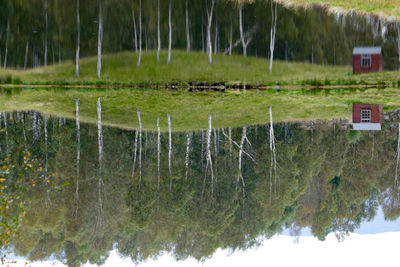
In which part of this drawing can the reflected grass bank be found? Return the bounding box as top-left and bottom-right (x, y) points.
(1, 86), (400, 131)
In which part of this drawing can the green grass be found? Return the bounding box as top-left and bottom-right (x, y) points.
(278, 0), (400, 17)
(1, 87), (400, 132)
(1, 50), (400, 87)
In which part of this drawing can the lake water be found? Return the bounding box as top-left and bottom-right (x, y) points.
(1, 108), (400, 266)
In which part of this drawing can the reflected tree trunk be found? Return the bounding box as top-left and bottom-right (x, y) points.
(269, 0), (277, 74)
(97, 98), (103, 166)
(185, 132), (190, 181)
(44, 114), (48, 179)
(3, 113), (8, 153)
(75, 0), (80, 77)
(269, 106), (277, 196)
(168, 114), (172, 191)
(157, 117), (161, 190)
(137, 111), (142, 188)
(206, 114), (215, 194)
(205, 0), (215, 64)
(75, 99), (80, 209)
(395, 123), (400, 186)
(237, 126), (246, 196)
(397, 23), (400, 70)
(97, 0), (103, 77)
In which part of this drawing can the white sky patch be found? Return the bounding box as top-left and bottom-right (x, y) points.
(6, 232), (400, 267)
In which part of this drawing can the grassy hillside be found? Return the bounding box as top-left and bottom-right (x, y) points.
(1, 87), (400, 132)
(1, 51), (400, 87)
(278, 0), (400, 18)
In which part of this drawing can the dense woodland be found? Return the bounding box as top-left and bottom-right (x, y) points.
(1, 108), (400, 266)
(0, 0), (400, 71)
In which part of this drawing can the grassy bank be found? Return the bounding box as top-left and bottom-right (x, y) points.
(1, 51), (400, 87)
(278, 0), (400, 18)
(1, 87), (400, 132)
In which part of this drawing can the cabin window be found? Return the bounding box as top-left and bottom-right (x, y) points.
(361, 109), (371, 123)
(361, 55), (371, 68)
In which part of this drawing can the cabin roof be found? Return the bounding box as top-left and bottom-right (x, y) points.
(353, 47), (382, 55)
(352, 123), (382, 131)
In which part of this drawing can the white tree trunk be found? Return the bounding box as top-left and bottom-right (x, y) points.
(75, 0), (80, 77)
(229, 22), (233, 56)
(237, 126), (246, 196)
(168, 114), (172, 191)
(186, 0), (191, 51)
(132, 7), (138, 53)
(137, 0), (142, 67)
(157, 0), (161, 61)
(3, 21), (10, 69)
(269, 0), (277, 74)
(97, 98), (103, 169)
(167, 0), (172, 64)
(269, 106), (277, 196)
(185, 132), (190, 181)
(395, 123), (400, 185)
(97, 0), (103, 77)
(24, 41), (29, 70)
(157, 117), (161, 190)
(75, 99), (81, 202)
(137, 111), (142, 187)
(239, 2), (250, 57)
(205, 0), (215, 64)
(206, 114), (215, 194)
(214, 10), (218, 55)
(44, 0), (48, 67)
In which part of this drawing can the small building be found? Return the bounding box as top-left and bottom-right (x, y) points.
(353, 47), (383, 74)
(352, 103), (383, 131)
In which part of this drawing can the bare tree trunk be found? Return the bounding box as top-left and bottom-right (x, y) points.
(269, 0), (277, 74)
(132, 7), (138, 53)
(237, 126), (246, 196)
(397, 23), (400, 71)
(75, 99), (80, 206)
(168, 114), (172, 191)
(229, 21), (233, 56)
(97, 0), (103, 77)
(186, 0), (191, 51)
(3, 113), (8, 153)
(75, 0), (80, 77)
(395, 123), (400, 185)
(311, 45), (314, 65)
(185, 132), (190, 181)
(157, 117), (161, 190)
(269, 106), (277, 196)
(97, 98), (103, 166)
(214, 9), (218, 54)
(157, 0), (161, 61)
(24, 41), (29, 70)
(201, 23), (205, 53)
(167, 0), (172, 64)
(137, 0), (142, 67)
(137, 111), (142, 188)
(3, 21), (10, 69)
(44, 0), (48, 67)
(132, 129), (138, 178)
(206, 114), (215, 194)
(205, 0), (215, 64)
(239, 2), (251, 57)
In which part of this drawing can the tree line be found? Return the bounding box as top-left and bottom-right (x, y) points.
(1, 0), (400, 76)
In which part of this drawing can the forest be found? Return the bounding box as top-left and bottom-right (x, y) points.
(1, 0), (400, 73)
(1, 108), (400, 266)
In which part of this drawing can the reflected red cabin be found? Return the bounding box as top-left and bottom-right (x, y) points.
(352, 104), (383, 131)
(353, 47), (383, 74)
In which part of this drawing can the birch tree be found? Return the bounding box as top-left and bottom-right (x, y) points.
(3, 21), (9, 69)
(75, 0), (80, 77)
(137, 0), (142, 67)
(157, 0), (161, 61)
(97, 0), (103, 77)
(185, 0), (191, 51)
(269, 0), (278, 74)
(131, 6), (138, 53)
(239, 1), (251, 57)
(157, 117), (161, 190)
(205, 0), (215, 64)
(24, 41), (29, 70)
(167, 0), (172, 64)
(44, 0), (48, 67)
(168, 114), (172, 191)
(75, 99), (81, 206)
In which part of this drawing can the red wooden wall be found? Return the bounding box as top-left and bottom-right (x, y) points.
(353, 54), (383, 74)
(353, 104), (383, 123)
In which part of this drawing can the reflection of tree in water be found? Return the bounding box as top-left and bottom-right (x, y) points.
(1, 110), (400, 265)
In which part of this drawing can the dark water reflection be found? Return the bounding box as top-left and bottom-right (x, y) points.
(1, 109), (400, 266)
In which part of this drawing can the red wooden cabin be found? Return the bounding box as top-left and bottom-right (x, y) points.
(353, 47), (383, 74)
(352, 104), (383, 131)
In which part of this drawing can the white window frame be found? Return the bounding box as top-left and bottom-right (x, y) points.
(361, 109), (371, 123)
(361, 55), (371, 68)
